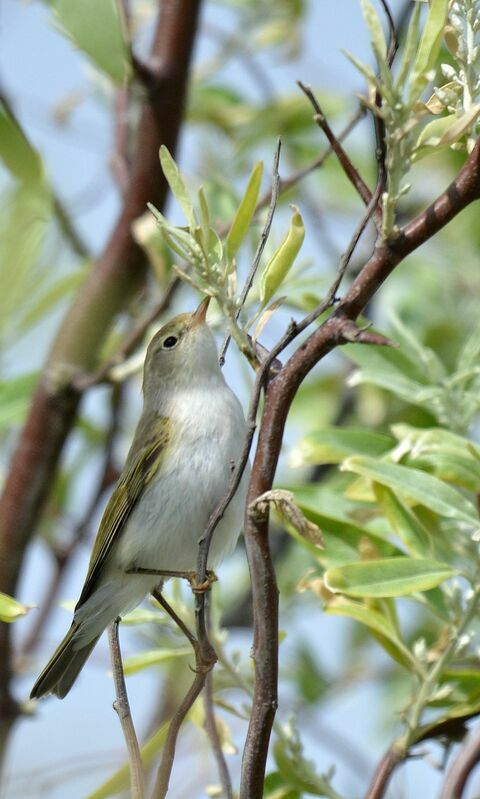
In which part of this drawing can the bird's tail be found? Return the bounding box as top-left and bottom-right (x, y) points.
(30, 623), (100, 700)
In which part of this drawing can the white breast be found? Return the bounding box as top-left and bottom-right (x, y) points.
(115, 380), (249, 574)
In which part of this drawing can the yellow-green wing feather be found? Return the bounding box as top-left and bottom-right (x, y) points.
(76, 416), (171, 608)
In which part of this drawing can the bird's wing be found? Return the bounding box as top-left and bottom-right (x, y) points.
(76, 416), (171, 608)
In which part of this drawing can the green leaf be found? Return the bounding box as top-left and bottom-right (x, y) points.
(342, 456), (479, 526)
(0, 592), (31, 622)
(226, 161), (263, 261)
(122, 647), (190, 675)
(51, 0), (131, 84)
(373, 484), (433, 557)
(289, 427), (394, 468)
(361, 0), (387, 59)
(325, 557), (456, 598)
(409, 0), (448, 103)
(457, 317), (480, 373)
(0, 373), (37, 429)
(325, 598), (417, 671)
(0, 102), (42, 183)
(292, 504), (400, 567)
(86, 721), (170, 799)
(159, 146), (196, 229)
(260, 207), (305, 307)
(396, 0), (421, 91)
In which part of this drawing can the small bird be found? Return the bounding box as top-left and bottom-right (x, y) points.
(31, 297), (248, 699)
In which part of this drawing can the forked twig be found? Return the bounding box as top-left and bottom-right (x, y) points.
(108, 620), (145, 799)
(150, 589), (216, 799)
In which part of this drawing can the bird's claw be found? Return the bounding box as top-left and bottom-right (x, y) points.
(187, 570), (218, 594)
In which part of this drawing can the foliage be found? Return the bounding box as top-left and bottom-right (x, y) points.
(2, 1), (480, 799)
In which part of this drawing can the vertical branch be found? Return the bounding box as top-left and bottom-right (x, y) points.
(108, 620), (145, 799)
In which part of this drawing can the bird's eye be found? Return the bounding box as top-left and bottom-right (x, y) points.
(162, 335), (178, 350)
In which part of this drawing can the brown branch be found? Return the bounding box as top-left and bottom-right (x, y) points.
(108, 620), (145, 799)
(0, 0), (202, 758)
(439, 722), (480, 799)
(150, 589), (216, 799)
(363, 745), (403, 799)
(203, 672), (233, 799)
(297, 81), (381, 225)
(239, 138), (480, 799)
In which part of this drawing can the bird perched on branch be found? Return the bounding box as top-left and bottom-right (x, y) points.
(31, 297), (248, 699)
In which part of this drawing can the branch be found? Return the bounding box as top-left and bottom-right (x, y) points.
(150, 589), (216, 799)
(439, 721), (480, 799)
(363, 745), (403, 799)
(108, 620), (145, 799)
(204, 672), (233, 799)
(297, 81), (380, 226)
(0, 0), (203, 754)
(239, 138), (480, 799)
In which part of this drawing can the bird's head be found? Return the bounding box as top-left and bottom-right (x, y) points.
(142, 297), (220, 398)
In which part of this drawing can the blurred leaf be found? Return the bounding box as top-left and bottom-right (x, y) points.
(86, 721), (170, 799)
(51, 0), (131, 83)
(361, 0), (387, 60)
(397, 0), (421, 91)
(226, 160), (263, 261)
(0, 373), (37, 429)
(342, 456), (479, 527)
(20, 270), (85, 330)
(373, 484), (433, 557)
(259, 206), (305, 307)
(0, 102), (42, 183)
(409, 0), (449, 103)
(0, 592), (31, 622)
(289, 427), (394, 468)
(325, 598), (417, 671)
(273, 733), (339, 797)
(325, 557), (456, 598)
(291, 503), (399, 567)
(122, 647), (190, 675)
(159, 146), (196, 229)
(264, 772), (300, 799)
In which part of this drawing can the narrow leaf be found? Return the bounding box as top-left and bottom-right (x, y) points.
(226, 161), (263, 261)
(325, 598), (417, 670)
(260, 207), (305, 307)
(122, 647), (190, 675)
(51, 0), (131, 84)
(325, 557), (456, 598)
(289, 427), (393, 468)
(409, 0), (449, 103)
(342, 456), (479, 526)
(159, 146), (196, 229)
(0, 592), (31, 622)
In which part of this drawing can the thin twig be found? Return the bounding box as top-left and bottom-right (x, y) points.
(108, 620), (145, 799)
(218, 140), (282, 366)
(204, 672), (233, 799)
(152, 670), (207, 799)
(297, 81), (381, 227)
(150, 588), (216, 799)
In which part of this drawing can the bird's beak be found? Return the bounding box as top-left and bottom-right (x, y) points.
(191, 296), (211, 328)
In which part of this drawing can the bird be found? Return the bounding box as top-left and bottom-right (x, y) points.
(31, 297), (249, 699)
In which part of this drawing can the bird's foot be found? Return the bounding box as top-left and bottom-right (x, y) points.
(127, 566), (218, 592)
(187, 570), (218, 594)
